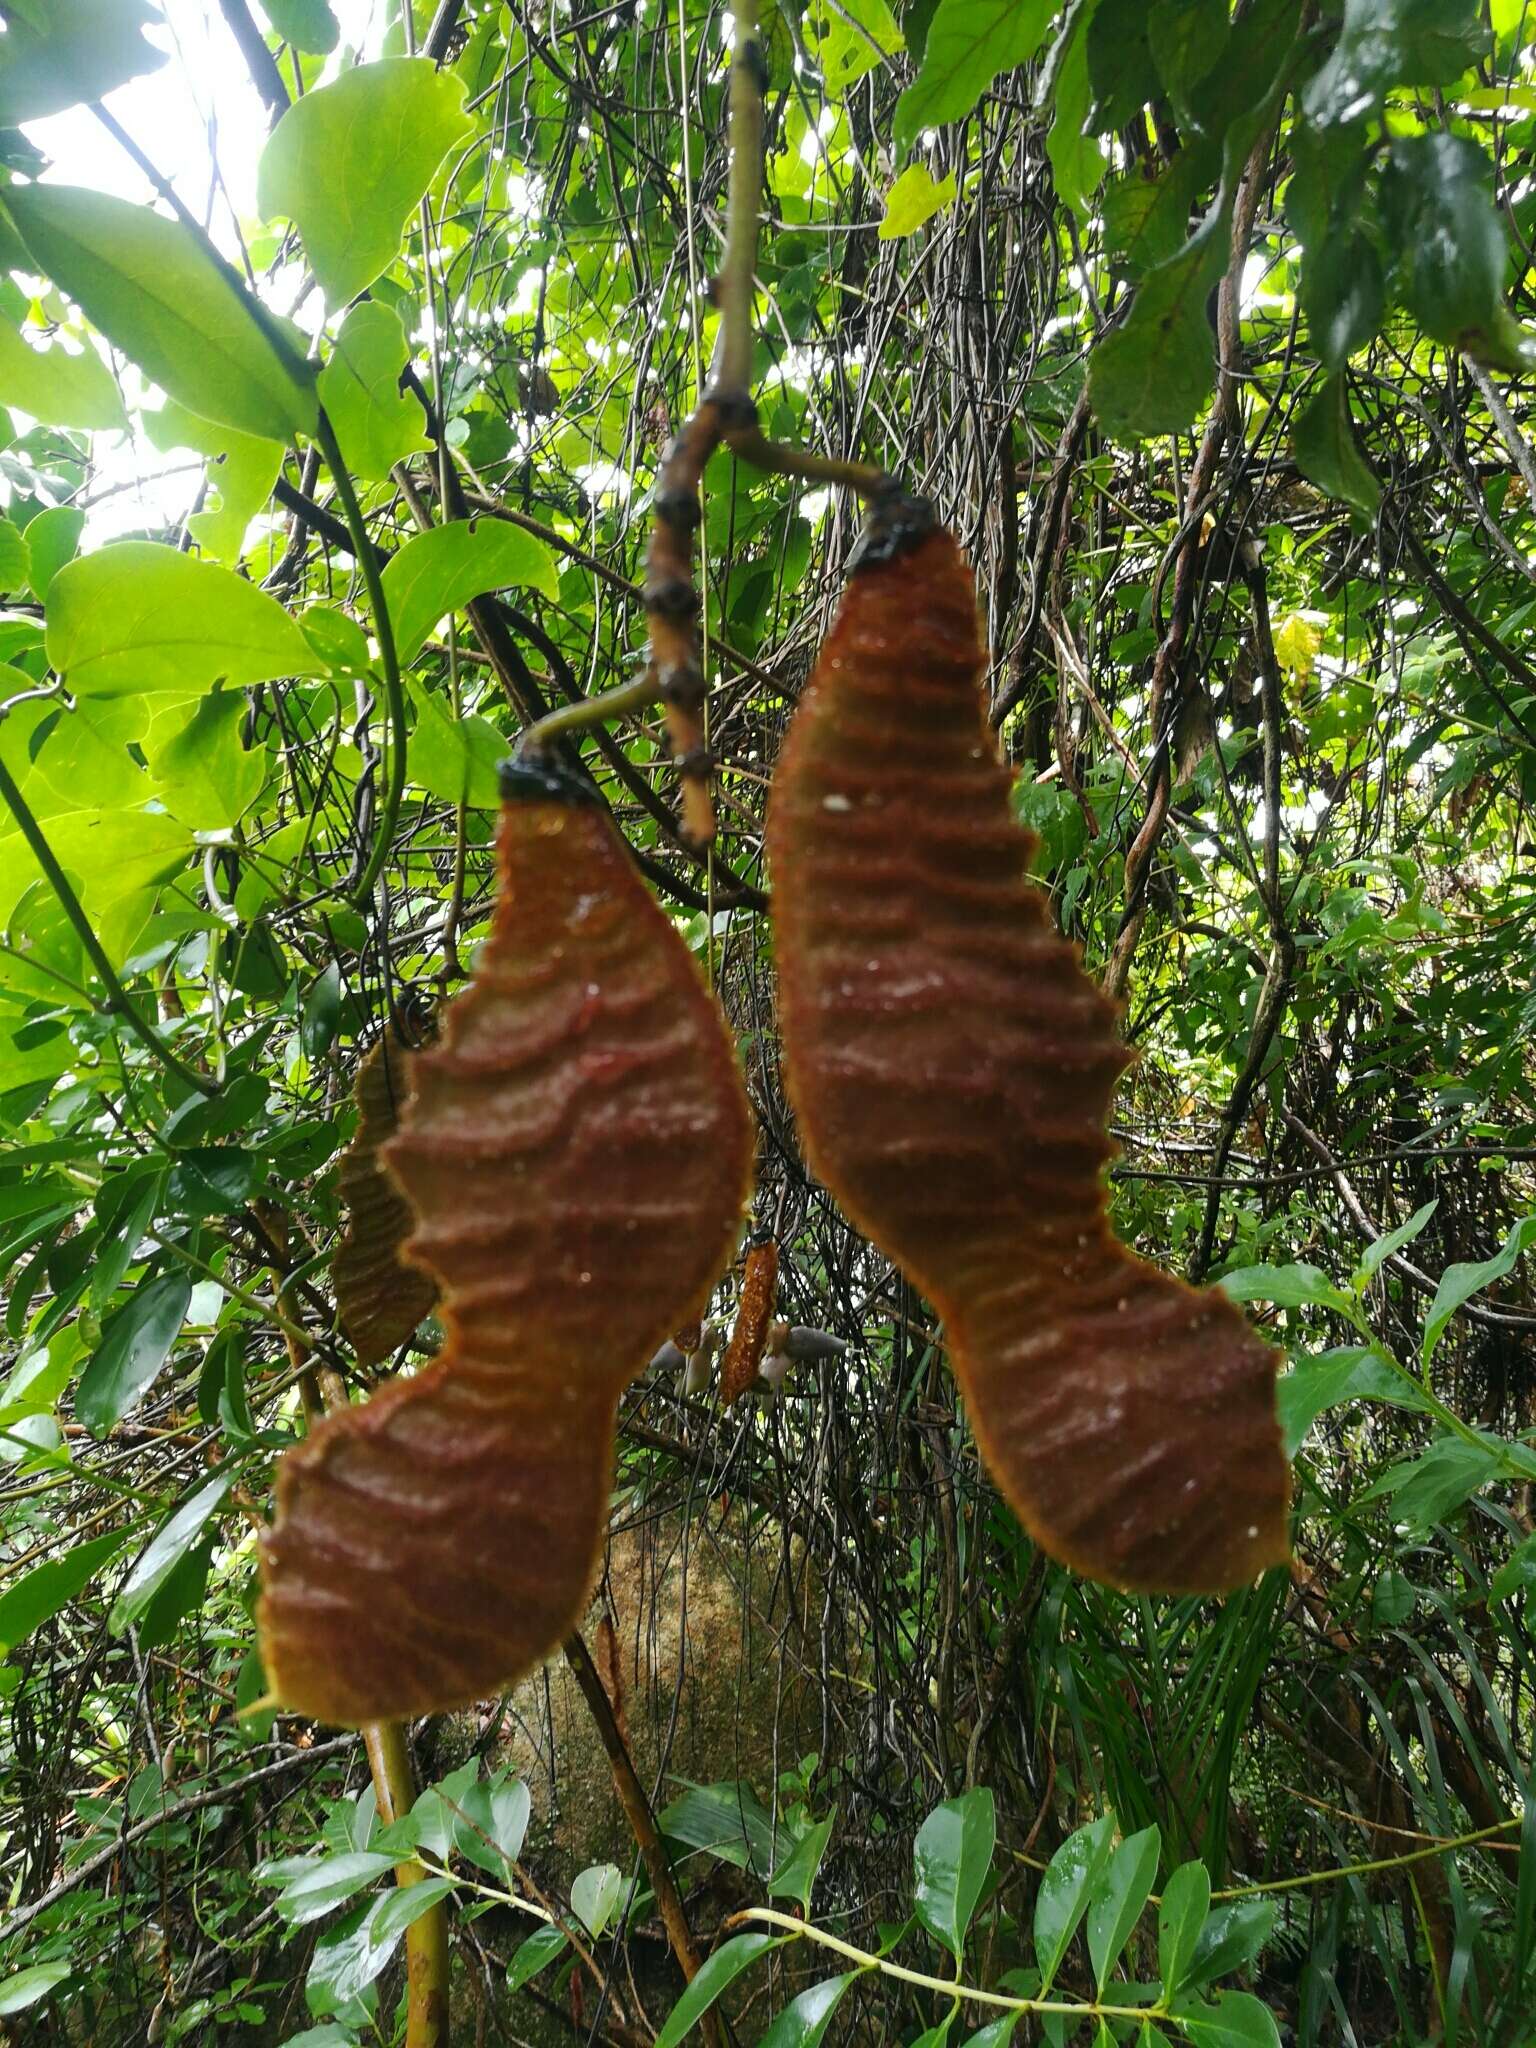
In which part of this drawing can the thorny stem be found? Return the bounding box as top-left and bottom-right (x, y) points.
(314, 408), (408, 912)
(0, 747), (218, 1099)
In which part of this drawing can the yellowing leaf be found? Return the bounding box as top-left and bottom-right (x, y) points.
(879, 164), (958, 240)
(1272, 613), (1323, 679)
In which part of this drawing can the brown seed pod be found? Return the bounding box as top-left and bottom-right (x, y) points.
(720, 1239), (779, 1408)
(764, 514), (1289, 1594)
(259, 767), (754, 1724)
(331, 1032), (439, 1369)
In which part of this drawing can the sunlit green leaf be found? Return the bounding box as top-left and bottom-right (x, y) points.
(380, 518), (558, 666)
(319, 301), (432, 481)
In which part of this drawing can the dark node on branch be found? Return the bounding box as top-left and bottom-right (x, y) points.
(849, 483), (939, 572)
(644, 575), (700, 621)
(736, 35), (770, 98)
(654, 486), (702, 534)
(705, 387), (759, 433)
(660, 660), (707, 710)
(500, 752), (599, 806)
(675, 743), (714, 779)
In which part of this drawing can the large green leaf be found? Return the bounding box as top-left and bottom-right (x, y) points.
(1382, 133), (1531, 369)
(24, 506), (85, 603)
(756, 1973), (859, 2048)
(0, 1530), (126, 1654)
(407, 681), (505, 809)
(147, 692), (268, 830)
(654, 1932), (779, 2048)
(913, 1786), (995, 1960)
(3, 184), (316, 442)
(892, 0), (1056, 158)
(1157, 1859), (1211, 1999)
(260, 0), (340, 54)
(0, 1964), (71, 2018)
(380, 518), (559, 666)
(109, 1473), (230, 1632)
(1304, 0), (1486, 130)
(318, 301), (431, 481)
(1035, 1814), (1114, 1992)
(47, 542), (320, 700)
(258, 58), (474, 309)
(75, 1272), (192, 1435)
(0, 320), (126, 432)
(143, 401), (283, 567)
(1087, 1824), (1159, 1993)
(0, 0), (165, 124)
(1293, 374), (1380, 515)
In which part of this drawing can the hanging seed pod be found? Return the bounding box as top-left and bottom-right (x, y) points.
(259, 763), (754, 1724)
(332, 1031), (439, 1369)
(720, 1239), (779, 1407)
(765, 504), (1289, 1594)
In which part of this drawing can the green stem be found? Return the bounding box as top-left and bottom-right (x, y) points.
(1210, 1814), (1520, 1901)
(313, 407), (407, 911)
(0, 748), (217, 1098)
(518, 673), (663, 755)
(726, 1907), (1163, 2024)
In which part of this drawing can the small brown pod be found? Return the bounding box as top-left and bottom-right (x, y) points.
(259, 764), (754, 1724)
(720, 1240), (780, 1407)
(765, 510), (1289, 1594)
(332, 1032), (439, 1369)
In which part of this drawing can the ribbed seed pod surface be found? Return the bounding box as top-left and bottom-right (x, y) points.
(720, 1239), (780, 1406)
(260, 779), (754, 1724)
(332, 1032), (438, 1369)
(765, 520), (1289, 1593)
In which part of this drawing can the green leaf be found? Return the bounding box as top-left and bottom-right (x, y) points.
(369, 1877), (453, 1946)
(1374, 1434), (1503, 1536)
(0, 0), (165, 124)
(1370, 1569), (1416, 1627)
(1175, 1989), (1281, 2047)
(1044, 7), (1103, 218)
(1087, 1823), (1159, 1992)
(144, 402), (284, 566)
(319, 302), (431, 482)
(452, 1773), (531, 1877)
(1490, 1531), (1536, 1605)
(0, 518), (28, 597)
(879, 164), (958, 240)
(1301, 229), (1385, 372)
(813, 0), (904, 93)
(260, 0), (340, 54)
(1086, 0), (1157, 130)
(769, 1811), (835, 1911)
(1422, 1214), (1536, 1365)
(1293, 374), (1380, 515)
(300, 606), (372, 676)
(571, 1862), (623, 1937)
(1276, 1346), (1431, 1456)
(76, 1272), (192, 1434)
(47, 541), (321, 700)
(913, 1786), (995, 1960)
(407, 681), (505, 810)
(0, 319), (126, 431)
(1088, 227), (1220, 441)
(960, 2022), (1020, 2047)
(0, 1963), (71, 2017)
(0, 1530), (126, 1654)
(258, 58), (474, 309)
(1157, 1859), (1210, 1999)
(1218, 1262), (1353, 1314)
(653, 1932), (779, 2048)
(24, 505), (85, 602)
(892, 0), (1056, 158)
(756, 1972), (859, 2048)
(267, 1851), (399, 1927)
(109, 1472), (230, 1631)
(380, 517), (559, 667)
(1383, 132), (1532, 370)
(301, 963), (343, 1060)
(1358, 1198), (1438, 1283)
(1303, 0), (1486, 130)
(507, 1924), (569, 1993)
(148, 691), (266, 830)
(1034, 1813), (1114, 1992)
(1186, 1899), (1275, 1991)
(3, 184), (316, 441)
(1149, 0), (1228, 120)
(306, 1895), (400, 2016)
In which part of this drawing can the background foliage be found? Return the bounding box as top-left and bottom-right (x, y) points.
(1, 0), (1535, 2042)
